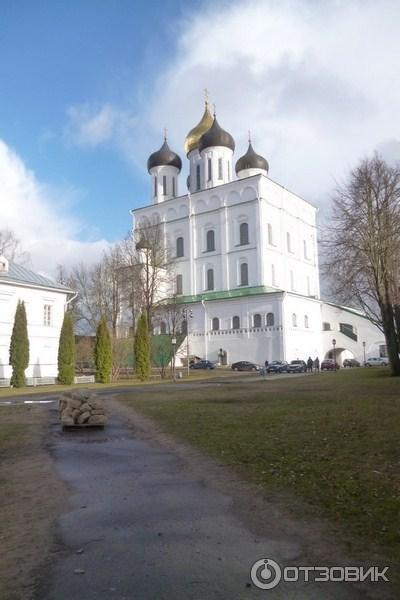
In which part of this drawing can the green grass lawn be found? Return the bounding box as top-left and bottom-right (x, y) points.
(0, 368), (235, 398)
(120, 368), (400, 564)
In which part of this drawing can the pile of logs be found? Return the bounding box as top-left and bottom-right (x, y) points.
(59, 390), (106, 428)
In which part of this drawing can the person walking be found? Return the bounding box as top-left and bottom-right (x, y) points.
(314, 357), (320, 373)
(307, 356), (313, 372)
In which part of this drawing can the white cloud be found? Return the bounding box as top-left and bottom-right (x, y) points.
(145, 0), (400, 206)
(0, 139), (109, 276)
(63, 0), (400, 210)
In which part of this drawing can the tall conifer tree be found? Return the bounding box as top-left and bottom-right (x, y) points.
(58, 311), (75, 384)
(134, 313), (151, 381)
(94, 315), (112, 383)
(9, 300), (29, 387)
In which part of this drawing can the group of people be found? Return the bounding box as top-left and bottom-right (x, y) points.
(307, 357), (320, 372)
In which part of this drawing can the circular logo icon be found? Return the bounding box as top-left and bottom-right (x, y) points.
(250, 558), (282, 589)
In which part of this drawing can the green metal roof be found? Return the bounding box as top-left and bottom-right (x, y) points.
(0, 261), (73, 293)
(178, 285), (282, 304)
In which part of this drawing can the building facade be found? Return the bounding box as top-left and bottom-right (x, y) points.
(132, 102), (385, 365)
(0, 256), (74, 384)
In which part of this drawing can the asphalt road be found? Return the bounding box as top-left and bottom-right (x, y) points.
(31, 400), (371, 600)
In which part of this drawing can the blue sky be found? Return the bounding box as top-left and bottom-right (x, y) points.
(1, 0), (400, 273)
(1, 0), (190, 241)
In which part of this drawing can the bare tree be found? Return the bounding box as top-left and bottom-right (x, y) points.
(0, 228), (29, 263)
(134, 218), (174, 331)
(323, 154), (400, 376)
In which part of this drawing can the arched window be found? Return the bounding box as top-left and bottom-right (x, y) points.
(239, 222), (249, 245)
(181, 319), (187, 335)
(196, 164), (201, 190)
(240, 262), (248, 286)
(253, 314), (262, 328)
(160, 321), (167, 334)
(292, 313), (297, 327)
(218, 158), (223, 180)
(154, 176), (157, 197)
(212, 317), (220, 331)
(207, 268), (214, 291)
(176, 237), (184, 258)
(206, 230), (215, 252)
(304, 315), (309, 328)
(172, 177), (176, 197)
(163, 175), (167, 196)
(266, 312), (274, 326)
(232, 315), (240, 329)
(176, 274), (183, 295)
(207, 158), (212, 181)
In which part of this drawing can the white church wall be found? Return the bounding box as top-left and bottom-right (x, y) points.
(320, 303), (385, 364)
(186, 293), (285, 365)
(282, 294), (323, 362)
(0, 283), (68, 380)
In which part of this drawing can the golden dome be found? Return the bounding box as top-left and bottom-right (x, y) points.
(184, 102), (213, 155)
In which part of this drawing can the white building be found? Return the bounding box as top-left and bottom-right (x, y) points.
(131, 102), (386, 366)
(0, 256), (75, 384)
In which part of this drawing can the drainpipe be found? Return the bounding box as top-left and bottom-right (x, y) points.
(201, 299), (208, 360)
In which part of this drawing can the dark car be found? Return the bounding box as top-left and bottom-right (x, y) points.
(321, 359), (340, 371)
(231, 361), (260, 372)
(343, 358), (360, 368)
(287, 360), (307, 373)
(267, 361), (289, 373)
(190, 360), (215, 370)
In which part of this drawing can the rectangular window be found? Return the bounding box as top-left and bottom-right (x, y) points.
(207, 158), (212, 181)
(43, 304), (52, 326)
(163, 176), (167, 196)
(196, 165), (201, 191)
(218, 158), (223, 180)
(154, 176), (157, 197)
(172, 177), (176, 197)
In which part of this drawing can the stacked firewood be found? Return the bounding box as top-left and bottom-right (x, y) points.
(59, 390), (106, 427)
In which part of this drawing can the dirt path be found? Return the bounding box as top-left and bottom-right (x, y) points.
(33, 398), (390, 600)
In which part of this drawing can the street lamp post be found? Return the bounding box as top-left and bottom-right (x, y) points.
(362, 341), (366, 366)
(171, 336), (177, 382)
(332, 338), (337, 372)
(183, 308), (193, 378)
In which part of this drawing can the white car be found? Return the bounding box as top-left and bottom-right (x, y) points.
(365, 357), (389, 367)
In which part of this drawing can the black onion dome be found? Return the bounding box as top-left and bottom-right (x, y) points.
(147, 139), (182, 173)
(198, 117), (235, 153)
(235, 142), (269, 174)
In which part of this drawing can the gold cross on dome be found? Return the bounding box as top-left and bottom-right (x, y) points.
(203, 88), (209, 104)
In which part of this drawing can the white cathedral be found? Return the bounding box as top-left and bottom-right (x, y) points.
(132, 101), (385, 366)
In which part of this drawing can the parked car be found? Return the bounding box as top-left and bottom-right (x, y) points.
(231, 361), (260, 372)
(190, 360), (215, 370)
(287, 360), (307, 373)
(343, 358), (360, 368)
(267, 361), (289, 373)
(321, 359), (340, 371)
(364, 357), (389, 367)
